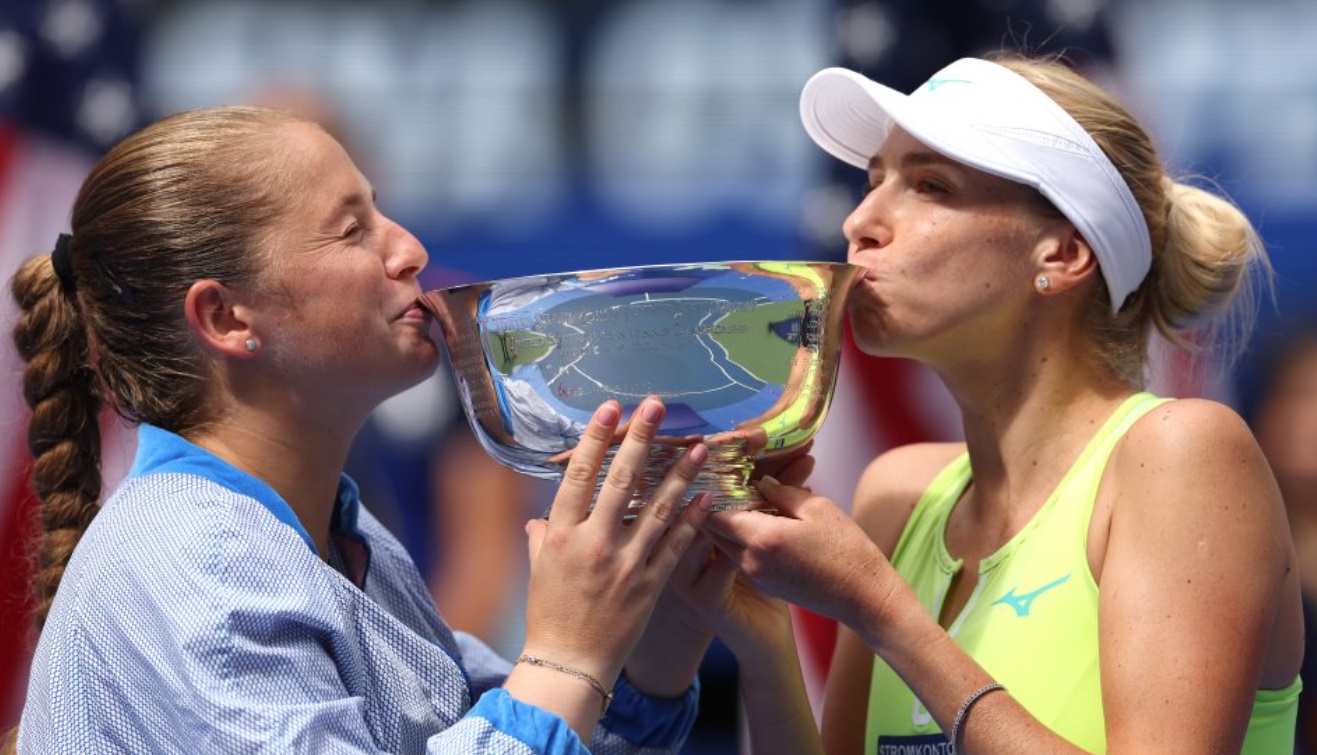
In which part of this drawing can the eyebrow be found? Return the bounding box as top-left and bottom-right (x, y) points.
(338, 187), (377, 210)
(867, 151), (963, 172)
(325, 187), (377, 225)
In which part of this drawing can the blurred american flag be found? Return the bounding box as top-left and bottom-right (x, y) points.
(0, 0), (144, 728)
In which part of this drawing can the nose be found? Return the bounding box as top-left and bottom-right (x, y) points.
(844, 185), (894, 253)
(383, 216), (428, 279)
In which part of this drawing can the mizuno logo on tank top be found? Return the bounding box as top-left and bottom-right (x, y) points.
(992, 574), (1071, 617)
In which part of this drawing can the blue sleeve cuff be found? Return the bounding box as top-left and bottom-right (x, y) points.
(597, 674), (701, 748)
(467, 688), (590, 755)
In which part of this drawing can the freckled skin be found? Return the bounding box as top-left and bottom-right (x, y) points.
(843, 129), (1056, 366)
(709, 121), (1303, 755)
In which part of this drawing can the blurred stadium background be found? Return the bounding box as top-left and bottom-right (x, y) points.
(2, 0), (1316, 751)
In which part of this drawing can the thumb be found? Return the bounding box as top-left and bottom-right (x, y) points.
(775, 454), (816, 489)
(704, 476), (813, 546)
(755, 475), (813, 518)
(525, 518), (547, 562)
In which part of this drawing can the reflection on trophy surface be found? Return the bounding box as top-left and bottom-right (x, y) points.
(422, 261), (863, 510)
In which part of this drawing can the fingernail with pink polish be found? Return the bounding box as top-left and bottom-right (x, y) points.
(688, 443), (708, 466)
(596, 402), (620, 425)
(640, 400), (662, 423)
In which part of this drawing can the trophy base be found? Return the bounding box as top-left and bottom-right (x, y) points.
(594, 442), (770, 513)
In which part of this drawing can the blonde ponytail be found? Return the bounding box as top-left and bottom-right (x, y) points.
(1151, 177), (1271, 366)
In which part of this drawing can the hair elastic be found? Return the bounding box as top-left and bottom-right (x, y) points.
(51, 233), (77, 294)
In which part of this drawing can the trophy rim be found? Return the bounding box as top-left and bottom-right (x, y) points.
(423, 259), (866, 296)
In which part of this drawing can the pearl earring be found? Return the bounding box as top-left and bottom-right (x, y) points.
(244, 337), (258, 352)
(1035, 275), (1051, 293)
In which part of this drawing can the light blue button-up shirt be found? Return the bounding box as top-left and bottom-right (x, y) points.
(18, 425), (698, 754)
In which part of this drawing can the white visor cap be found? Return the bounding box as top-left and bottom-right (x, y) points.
(800, 58), (1151, 313)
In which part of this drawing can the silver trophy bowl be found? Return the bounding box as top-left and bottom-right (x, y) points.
(422, 260), (863, 510)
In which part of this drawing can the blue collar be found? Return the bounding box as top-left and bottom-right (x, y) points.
(128, 425), (368, 557)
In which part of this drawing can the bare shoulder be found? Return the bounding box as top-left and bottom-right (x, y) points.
(1113, 397), (1267, 483)
(1108, 396), (1284, 550)
(1097, 402), (1302, 734)
(853, 442), (966, 555)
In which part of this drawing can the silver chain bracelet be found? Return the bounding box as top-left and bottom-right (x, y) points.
(949, 681), (1006, 753)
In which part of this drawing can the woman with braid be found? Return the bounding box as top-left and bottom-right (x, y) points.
(682, 55), (1303, 753)
(4, 106), (723, 754)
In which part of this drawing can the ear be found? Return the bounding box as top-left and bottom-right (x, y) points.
(184, 280), (257, 359)
(1034, 223), (1099, 295)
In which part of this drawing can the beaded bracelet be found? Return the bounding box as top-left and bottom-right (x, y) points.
(515, 654), (614, 716)
(949, 681), (1005, 753)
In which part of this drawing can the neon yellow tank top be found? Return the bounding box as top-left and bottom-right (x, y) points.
(864, 392), (1300, 753)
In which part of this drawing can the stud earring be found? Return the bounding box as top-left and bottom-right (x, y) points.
(244, 337), (258, 352)
(1035, 275), (1051, 293)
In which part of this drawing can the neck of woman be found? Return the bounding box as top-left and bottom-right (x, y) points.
(188, 410), (360, 561)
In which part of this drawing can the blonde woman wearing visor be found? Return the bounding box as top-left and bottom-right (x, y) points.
(687, 54), (1302, 754)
